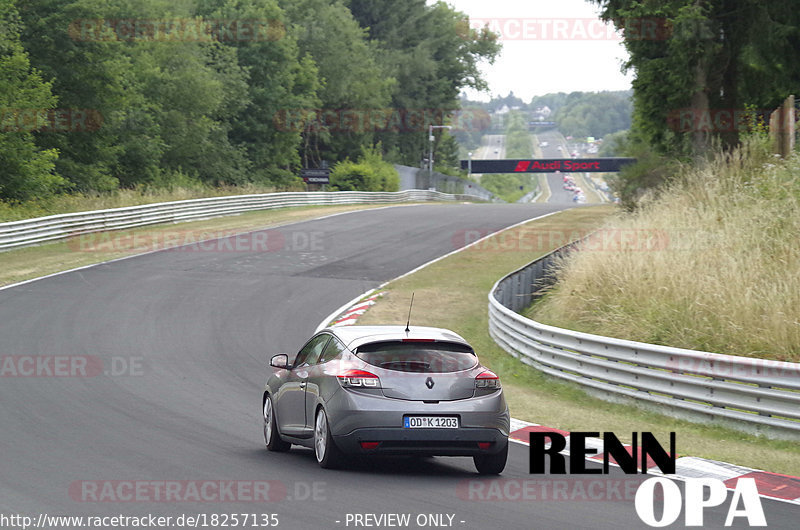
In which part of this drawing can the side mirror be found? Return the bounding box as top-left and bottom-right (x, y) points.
(270, 353), (289, 369)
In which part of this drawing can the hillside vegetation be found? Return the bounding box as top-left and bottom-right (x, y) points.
(528, 140), (800, 361)
(1, 0), (498, 202)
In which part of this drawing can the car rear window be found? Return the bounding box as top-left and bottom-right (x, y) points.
(355, 341), (477, 373)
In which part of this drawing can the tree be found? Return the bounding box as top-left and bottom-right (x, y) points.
(279, 0), (394, 167)
(4, 0), (502, 198)
(0, 0), (63, 201)
(347, 0), (500, 165)
(136, 41), (252, 187)
(491, 91), (527, 111)
(18, 0), (140, 192)
(17, 0), (314, 192)
(592, 0), (800, 156)
(589, 0), (800, 204)
(599, 130), (629, 157)
(554, 91), (632, 138)
(199, 0), (321, 187)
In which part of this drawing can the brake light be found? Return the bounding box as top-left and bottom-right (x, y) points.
(401, 338), (436, 342)
(337, 369), (380, 388)
(475, 370), (500, 389)
(478, 442), (492, 450)
(360, 441), (381, 450)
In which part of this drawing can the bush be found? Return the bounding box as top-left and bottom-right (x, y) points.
(329, 145), (399, 191)
(609, 142), (681, 210)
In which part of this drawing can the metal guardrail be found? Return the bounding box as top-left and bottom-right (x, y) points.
(516, 186), (541, 204)
(488, 243), (800, 439)
(0, 190), (482, 251)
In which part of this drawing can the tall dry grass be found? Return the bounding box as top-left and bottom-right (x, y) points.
(529, 140), (800, 361)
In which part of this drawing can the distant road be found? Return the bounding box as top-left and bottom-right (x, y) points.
(469, 134), (506, 180)
(474, 134), (505, 159)
(535, 130), (575, 204)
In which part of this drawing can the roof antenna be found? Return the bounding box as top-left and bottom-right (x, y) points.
(405, 292), (415, 333)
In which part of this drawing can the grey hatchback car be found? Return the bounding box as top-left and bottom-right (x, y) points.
(262, 325), (509, 474)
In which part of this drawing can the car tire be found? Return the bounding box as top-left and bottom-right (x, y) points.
(263, 396), (290, 452)
(314, 408), (344, 469)
(473, 441), (508, 474)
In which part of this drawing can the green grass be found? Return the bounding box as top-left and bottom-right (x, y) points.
(356, 205), (800, 476)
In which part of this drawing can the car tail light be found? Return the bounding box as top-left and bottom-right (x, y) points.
(337, 369), (380, 388)
(478, 442), (492, 450)
(360, 441), (381, 450)
(475, 370), (500, 389)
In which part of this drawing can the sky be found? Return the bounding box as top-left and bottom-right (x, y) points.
(444, 0), (634, 102)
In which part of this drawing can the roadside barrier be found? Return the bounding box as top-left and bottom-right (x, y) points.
(488, 242), (800, 439)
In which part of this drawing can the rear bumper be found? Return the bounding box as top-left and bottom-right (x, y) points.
(325, 387), (509, 436)
(333, 427), (508, 456)
(322, 387), (509, 456)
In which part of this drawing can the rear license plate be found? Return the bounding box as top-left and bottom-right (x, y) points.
(404, 416), (458, 429)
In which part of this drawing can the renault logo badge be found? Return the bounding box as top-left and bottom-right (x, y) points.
(425, 377), (435, 389)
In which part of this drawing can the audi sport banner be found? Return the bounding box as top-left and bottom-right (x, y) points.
(461, 158), (637, 173)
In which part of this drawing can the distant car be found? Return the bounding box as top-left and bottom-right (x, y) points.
(539, 142), (549, 147)
(262, 325), (510, 473)
(494, 149), (500, 154)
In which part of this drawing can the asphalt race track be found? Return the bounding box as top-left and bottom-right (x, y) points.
(0, 203), (795, 529)
(536, 130), (575, 205)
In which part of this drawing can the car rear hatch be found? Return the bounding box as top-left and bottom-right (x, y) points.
(355, 339), (478, 401)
